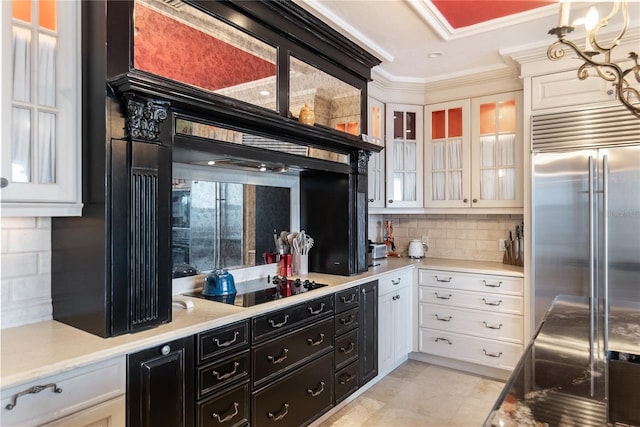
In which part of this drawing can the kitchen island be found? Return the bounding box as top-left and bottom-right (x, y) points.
(484, 295), (640, 426)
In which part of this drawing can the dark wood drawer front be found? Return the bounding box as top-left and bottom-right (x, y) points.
(198, 350), (250, 399)
(334, 287), (359, 314)
(334, 307), (359, 336)
(252, 317), (333, 387)
(335, 361), (360, 404)
(334, 329), (359, 370)
(252, 295), (333, 344)
(198, 321), (250, 364)
(197, 381), (249, 427)
(252, 352), (334, 427)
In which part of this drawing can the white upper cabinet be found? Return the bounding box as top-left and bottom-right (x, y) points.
(367, 97), (385, 208)
(385, 104), (424, 208)
(425, 92), (522, 211)
(1, 0), (82, 216)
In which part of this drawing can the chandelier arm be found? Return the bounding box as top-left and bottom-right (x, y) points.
(592, 1), (627, 53)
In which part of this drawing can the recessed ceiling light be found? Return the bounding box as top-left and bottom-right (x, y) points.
(207, 160), (216, 165)
(427, 51), (444, 59)
(259, 165), (267, 172)
(259, 90), (270, 96)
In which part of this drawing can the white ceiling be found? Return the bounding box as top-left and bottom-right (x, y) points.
(296, 1), (640, 84)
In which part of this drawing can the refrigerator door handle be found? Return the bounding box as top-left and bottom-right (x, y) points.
(588, 155), (596, 397)
(603, 155), (609, 353)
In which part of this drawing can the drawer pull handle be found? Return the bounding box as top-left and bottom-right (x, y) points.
(340, 294), (356, 304)
(211, 402), (239, 423)
(483, 349), (503, 358)
(340, 342), (356, 354)
(435, 292), (452, 300)
(482, 298), (502, 306)
(483, 280), (503, 288)
(267, 403), (289, 421)
(307, 333), (325, 346)
(268, 314), (289, 328)
(483, 321), (503, 330)
(212, 362), (240, 381)
(435, 314), (452, 322)
(307, 381), (325, 397)
(267, 348), (289, 364)
(5, 383), (62, 410)
(435, 337), (452, 345)
(213, 331), (240, 348)
(340, 314), (356, 325)
(339, 373), (356, 385)
(435, 276), (452, 283)
(392, 278), (401, 285)
(308, 302), (325, 315)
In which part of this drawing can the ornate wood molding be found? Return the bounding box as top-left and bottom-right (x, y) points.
(123, 93), (169, 141)
(356, 150), (370, 174)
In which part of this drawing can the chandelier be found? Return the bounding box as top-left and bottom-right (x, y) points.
(547, 0), (639, 117)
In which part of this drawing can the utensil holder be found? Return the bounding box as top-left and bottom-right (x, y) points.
(293, 254), (308, 275)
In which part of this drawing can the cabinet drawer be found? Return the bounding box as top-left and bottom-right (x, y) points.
(253, 317), (333, 387)
(419, 269), (522, 296)
(419, 328), (522, 371)
(252, 352), (333, 427)
(378, 270), (411, 295)
(419, 286), (523, 315)
(335, 287), (359, 313)
(420, 303), (523, 343)
(197, 381), (249, 427)
(252, 295), (333, 344)
(334, 307), (359, 336)
(335, 329), (359, 370)
(198, 320), (250, 364)
(335, 361), (360, 404)
(198, 350), (250, 399)
(1, 357), (125, 427)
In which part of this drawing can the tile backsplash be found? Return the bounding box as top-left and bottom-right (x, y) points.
(369, 213), (523, 263)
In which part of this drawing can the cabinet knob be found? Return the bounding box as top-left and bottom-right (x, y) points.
(388, 200), (393, 203)
(0, 177), (8, 188)
(368, 198), (374, 202)
(160, 345), (171, 355)
(463, 198), (468, 203)
(473, 198), (478, 203)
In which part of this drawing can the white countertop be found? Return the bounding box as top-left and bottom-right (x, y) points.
(0, 257), (522, 389)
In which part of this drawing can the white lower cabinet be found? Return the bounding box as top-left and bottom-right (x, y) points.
(0, 357), (125, 427)
(378, 269), (412, 374)
(418, 269), (523, 371)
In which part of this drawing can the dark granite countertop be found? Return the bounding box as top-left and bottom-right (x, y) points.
(484, 295), (640, 427)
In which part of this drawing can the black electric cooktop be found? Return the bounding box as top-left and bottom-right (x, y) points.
(184, 276), (328, 308)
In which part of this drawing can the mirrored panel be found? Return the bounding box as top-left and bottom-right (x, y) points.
(172, 163), (297, 277)
(134, 0), (278, 110)
(289, 55), (361, 135)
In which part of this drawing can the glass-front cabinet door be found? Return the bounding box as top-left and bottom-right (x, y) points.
(425, 100), (471, 208)
(385, 104), (423, 208)
(471, 92), (522, 208)
(367, 97), (385, 208)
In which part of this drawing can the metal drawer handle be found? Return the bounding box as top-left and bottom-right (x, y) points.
(212, 361), (240, 381)
(482, 321), (503, 330)
(339, 372), (355, 385)
(483, 349), (503, 358)
(340, 294), (356, 304)
(392, 278), (401, 285)
(5, 383), (63, 410)
(213, 331), (240, 348)
(435, 292), (452, 300)
(307, 333), (325, 346)
(340, 342), (356, 354)
(308, 302), (325, 315)
(268, 314), (289, 328)
(211, 402), (239, 423)
(434, 337), (452, 345)
(482, 298), (502, 306)
(435, 275), (452, 283)
(392, 294), (401, 300)
(267, 348), (289, 364)
(340, 314), (356, 325)
(307, 381), (325, 397)
(482, 280), (503, 288)
(267, 403), (289, 421)
(435, 314), (452, 322)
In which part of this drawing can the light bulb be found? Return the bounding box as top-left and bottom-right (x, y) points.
(585, 6), (599, 31)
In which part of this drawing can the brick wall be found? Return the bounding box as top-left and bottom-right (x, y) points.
(0, 217), (53, 329)
(369, 213), (524, 263)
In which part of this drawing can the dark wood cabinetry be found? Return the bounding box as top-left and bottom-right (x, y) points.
(359, 281), (379, 385)
(127, 336), (194, 427)
(333, 286), (361, 403)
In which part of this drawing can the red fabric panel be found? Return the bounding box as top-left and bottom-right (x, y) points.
(432, 1), (555, 29)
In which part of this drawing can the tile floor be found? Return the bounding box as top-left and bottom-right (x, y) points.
(315, 360), (505, 427)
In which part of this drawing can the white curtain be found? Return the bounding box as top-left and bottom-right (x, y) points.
(431, 141), (444, 200)
(480, 135), (496, 167)
(12, 108), (31, 182)
(13, 27), (30, 102)
(38, 112), (56, 183)
(38, 34), (56, 107)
